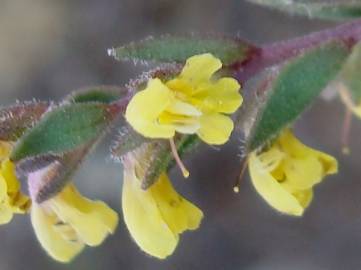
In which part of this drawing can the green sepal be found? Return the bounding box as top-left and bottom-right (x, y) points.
(111, 124), (149, 160)
(21, 140), (96, 203)
(11, 103), (116, 161)
(247, 41), (350, 151)
(0, 102), (49, 141)
(110, 35), (258, 65)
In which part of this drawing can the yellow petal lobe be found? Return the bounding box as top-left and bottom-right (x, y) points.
(249, 151), (305, 216)
(31, 205), (84, 263)
(193, 77), (243, 114)
(197, 113), (234, 145)
(52, 185), (119, 246)
(249, 129), (337, 216)
(122, 169), (203, 259)
(179, 53), (222, 88)
(0, 153), (31, 224)
(31, 184), (118, 263)
(125, 78), (176, 138)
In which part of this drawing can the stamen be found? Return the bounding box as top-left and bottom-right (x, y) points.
(234, 157), (249, 193)
(338, 84), (353, 155)
(338, 83), (355, 111)
(341, 105), (352, 155)
(169, 138), (190, 178)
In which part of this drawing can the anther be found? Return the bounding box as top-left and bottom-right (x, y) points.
(233, 157), (249, 193)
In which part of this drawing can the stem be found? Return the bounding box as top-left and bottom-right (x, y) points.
(107, 95), (131, 119)
(236, 19), (361, 82)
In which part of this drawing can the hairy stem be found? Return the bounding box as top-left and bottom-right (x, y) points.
(236, 19), (361, 82)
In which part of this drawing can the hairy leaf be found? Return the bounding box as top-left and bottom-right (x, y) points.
(109, 35), (258, 65)
(247, 41), (350, 151)
(68, 86), (128, 104)
(11, 103), (116, 161)
(0, 102), (49, 141)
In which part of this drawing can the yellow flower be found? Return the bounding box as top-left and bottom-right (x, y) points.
(0, 141), (31, 224)
(122, 147), (203, 259)
(248, 129), (337, 216)
(125, 53), (242, 145)
(31, 184), (118, 263)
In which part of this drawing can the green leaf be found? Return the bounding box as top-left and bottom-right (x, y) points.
(248, 0), (361, 20)
(11, 103), (114, 161)
(338, 42), (361, 101)
(247, 41), (350, 151)
(0, 102), (49, 141)
(236, 68), (278, 148)
(68, 86), (128, 104)
(109, 35), (257, 65)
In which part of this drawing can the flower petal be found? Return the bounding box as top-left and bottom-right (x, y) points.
(318, 152), (338, 175)
(122, 170), (177, 259)
(0, 141), (12, 161)
(10, 192), (31, 214)
(0, 174), (8, 200)
(197, 113), (234, 145)
(166, 99), (202, 116)
(293, 189), (313, 209)
(0, 201), (14, 225)
(282, 156), (324, 191)
(279, 130), (338, 175)
(150, 173), (203, 234)
(31, 205), (84, 263)
(1, 159), (20, 194)
(158, 112), (200, 134)
(351, 102), (361, 118)
(125, 78), (175, 138)
(52, 185), (118, 247)
(193, 77), (242, 114)
(257, 147), (285, 172)
(179, 53), (222, 88)
(249, 152), (305, 216)
(0, 159), (31, 215)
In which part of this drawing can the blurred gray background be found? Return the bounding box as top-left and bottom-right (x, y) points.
(1, 0), (360, 269)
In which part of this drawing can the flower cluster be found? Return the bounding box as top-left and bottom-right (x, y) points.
(0, 53), (339, 263)
(0, 140), (118, 262)
(0, 53), (240, 262)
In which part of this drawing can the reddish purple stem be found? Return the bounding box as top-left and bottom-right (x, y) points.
(235, 19), (361, 83)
